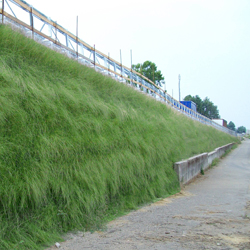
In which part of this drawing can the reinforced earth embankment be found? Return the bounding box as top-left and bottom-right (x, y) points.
(0, 25), (239, 249)
(174, 143), (235, 185)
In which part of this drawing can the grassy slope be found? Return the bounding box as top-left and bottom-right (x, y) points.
(0, 25), (239, 249)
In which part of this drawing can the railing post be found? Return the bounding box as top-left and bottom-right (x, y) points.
(130, 49), (133, 85)
(120, 49), (123, 80)
(80, 44), (84, 57)
(93, 44), (96, 68)
(65, 34), (69, 47)
(30, 7), (34, 39)
(129, 72), (132, 85)
(55, 21), (57, 44)
(114, 62), (117, 77)
(76, 16), (78, 60)
(108, 52), (110, 75)
(2, 0), (4, 24)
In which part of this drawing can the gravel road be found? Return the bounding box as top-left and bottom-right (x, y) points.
(48, 139), (250, 250)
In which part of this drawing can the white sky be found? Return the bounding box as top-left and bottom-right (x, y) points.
(24, 0), (250, 129)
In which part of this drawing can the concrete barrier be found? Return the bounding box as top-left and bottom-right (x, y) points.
(174, 143), (235, 185)
(207, 150), (217, 167)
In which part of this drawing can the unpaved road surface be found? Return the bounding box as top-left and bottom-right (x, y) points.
(49, 139), (250, 250)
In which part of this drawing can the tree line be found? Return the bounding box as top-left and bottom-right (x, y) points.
(227, 122), (246, 134)
(184, 95), (220, 119)
(184, 95), (246, 133)
(133, 60), (246, 134)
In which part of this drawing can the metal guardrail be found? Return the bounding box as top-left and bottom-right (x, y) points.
(0, 0), (237, 137)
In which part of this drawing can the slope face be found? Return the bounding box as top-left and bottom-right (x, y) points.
(0, 25), (238, 249)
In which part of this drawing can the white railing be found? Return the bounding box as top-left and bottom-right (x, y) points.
(0, 0), (237, 137)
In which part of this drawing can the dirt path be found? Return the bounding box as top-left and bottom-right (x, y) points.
(48, 139), (250, 250)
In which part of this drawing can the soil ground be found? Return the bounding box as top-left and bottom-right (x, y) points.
(48, 139), (250, 250)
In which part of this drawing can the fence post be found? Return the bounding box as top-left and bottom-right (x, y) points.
(130, 49), (133, 85)
(65, 34), (69, 47)
(114, 63), (117, 78)
(2, 0), (4, 24)
(120, 49), (123, 79)
(108, 52), (110, 75)
(93, 44), (95, 68)
(30, 7), (34, 39)
(55, 21), (57, 44)
(76, 16), (78, 60)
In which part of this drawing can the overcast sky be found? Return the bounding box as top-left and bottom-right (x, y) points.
(24, 0), (250, 129)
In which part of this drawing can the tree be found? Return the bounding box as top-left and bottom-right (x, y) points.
(184, 95), (220, 119)
(132, 61), (165, 87)
(227, 121), (236, 131)
(202, 97), (220, 119)
(237, 126), (246, 134)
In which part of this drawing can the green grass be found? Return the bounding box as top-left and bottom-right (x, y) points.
(222, 144), (238, 158)
(208, 144), (237, 169)
(0, 25), (239, 249)
(210, 158), (220, 168)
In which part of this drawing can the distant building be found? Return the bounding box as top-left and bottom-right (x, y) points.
(180, 101), (197, 112)
(212, 119), (227, 128)
(246, 129), (250, 135)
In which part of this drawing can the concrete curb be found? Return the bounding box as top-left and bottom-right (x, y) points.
(174, 143), (235, 185)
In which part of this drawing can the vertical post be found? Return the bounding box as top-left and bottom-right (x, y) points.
(120, 49), (122, 78)
(30, 7), (34, 39)
(2, 0), (4, 24)
(108, 52), (110, 75)
(152, 64), (155, 84)
(140, 64), (142, 88)
(178, 74), (181, 101)
(55, 21), (57, 44)
(65, 34), (69, 47)
(130, 49), (133, 85)
(114, 63), (117, 78)
(76, 16), (78, 60)
(93, 44), (95, 68)
(80, 44), (84, 57)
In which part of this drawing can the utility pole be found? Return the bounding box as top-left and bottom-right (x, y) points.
(178, 74), (181, 101)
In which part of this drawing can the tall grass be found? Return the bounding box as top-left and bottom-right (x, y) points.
(0, 25), (239, 249)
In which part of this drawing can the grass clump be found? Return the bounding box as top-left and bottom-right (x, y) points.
(200, 168), (205, 175)
(0, 25), (239, 249)
(210, 158), (220, 168)
(222, 144), (238, 158)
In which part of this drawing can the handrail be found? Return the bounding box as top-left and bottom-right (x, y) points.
(0, 0), (237, 137)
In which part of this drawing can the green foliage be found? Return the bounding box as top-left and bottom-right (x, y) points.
(210, 158), (220, 168)
(184, 95), (220, 119)
(202, 97), (220, 119)
(227, 121), (236, 131)
(132, 61), (164, 86)
(223, 144), (237, 157)
(237, 126), (246, 134)
(0, 25), (239, 249)
(200, 168), (204, 175)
